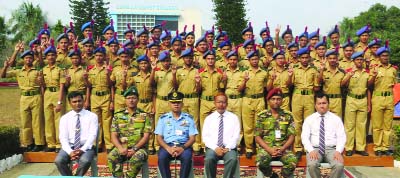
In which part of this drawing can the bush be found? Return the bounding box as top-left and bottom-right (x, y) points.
(393, 125), (400, 161)
(0, 126), (22, 160)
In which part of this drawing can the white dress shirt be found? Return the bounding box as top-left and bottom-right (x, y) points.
(59, 109), (98, 154)
(202, 110), (240, 150)
(301, 111), (346, 153)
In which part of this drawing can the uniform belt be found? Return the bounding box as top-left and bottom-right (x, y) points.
(244, 93), (264, 99)
(93, 91), (110, 96)
(228, 94), (242, 99)
(46, 87), (59, 92)
(348, 93), (366, 99)
(156, 95), (169, 101)
(326, 94), (341, 98)
(115, 89), (124, 95)
(373, 91), (392, 97)
(183, 93), (199, 98)
(201, 95), (214, 101)
(140, 98), (152, 103)
(21, 90), (40, 96)
(294, 89), (314, 95)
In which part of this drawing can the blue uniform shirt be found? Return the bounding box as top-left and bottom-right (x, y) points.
(154, 112), (198, 144)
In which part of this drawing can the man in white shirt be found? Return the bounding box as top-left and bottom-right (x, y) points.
(301, 93), (346, 178)
(202, 92), (240, 178)
(55, 91), (98, 176)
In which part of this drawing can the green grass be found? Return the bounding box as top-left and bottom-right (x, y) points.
(0, 87), (20, 126)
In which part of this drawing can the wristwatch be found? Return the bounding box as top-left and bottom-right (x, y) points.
(133, 146), (139, 151)
(57, 101), (62, 105)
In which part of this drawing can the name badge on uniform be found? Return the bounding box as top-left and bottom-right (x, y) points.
(175, 130), (183, 136)
(275, 130), (281, 139)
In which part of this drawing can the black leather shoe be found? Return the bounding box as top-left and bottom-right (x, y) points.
(345, 151), (353, 156)
(43, 147), (55, 152)
(31, 145), (44, 152)
(355, 151), (369, 156)
(375, 151), (382, 156)
(245, 152), (253, 159)
(55, 148), (60, 153)
(295, 151), (302, 160)
(383, 150), (393, 156)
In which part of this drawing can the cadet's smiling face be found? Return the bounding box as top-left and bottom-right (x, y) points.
(104, 30), (114, 40)
(327, 55), (338, 66)
(344, 46), (354, 58)
(183, 56), (193, 66)
(23, 55), (34, 66)
(299, 37), (308, 47)
(46, 53), (57, 64)
(139, 61), (150, 71)
(299, 54), (310, 66)
(316, 46), (327, 57)
(59, 38), (69, 50)
(330, 33), (340, 45)
(221, 45), (231, 56)
(360, 33), (370, 43)
(283, 34), (293, 44)
(185, 35), (195, 46)
(109, 43), (119, 53)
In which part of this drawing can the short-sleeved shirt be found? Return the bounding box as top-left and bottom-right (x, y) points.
(88, 64), (110, 92)
(347, 69), (369, 95)
(199, 68), (225, 96)
(370, 64), (397, 92)
(110, 65), (138, 91)
(154, 112), (198, 144)
(268, 67), (290, 94)
(111, 108), (152, 148)
(7, 66), (41, 91)
(82, 54), (95, 66)
(177, 66), (198, 94)
(292, 65), (319, 90)
(321, 68), (345, 94)
(56, 50), (71, 68)
(225, 67), (243, 96)
(255, 109), (295, 147)
(154, 67), (174, 97)
(339, 58), (353, 70)
(243, 67), (268, 95)
(132, 72), (153, 100)
(43, 65), (66, 87)
(66, 66), (86, 92)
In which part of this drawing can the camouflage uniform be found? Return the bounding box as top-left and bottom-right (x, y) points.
(107, 108), (152, 178)
(255, 109), (298, 177)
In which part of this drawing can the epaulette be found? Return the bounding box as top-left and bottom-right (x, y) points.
(183, 113), (194, 119)
(392, 65), (398, 70)
(87, 65), (94, 70)
(154, 67), (161, 71)
(131, 72), (138, 77)
(216, 68), (223, 74)
(345, 68), (353, 73)
(198, 68), (205, 73)
(159, 113), (169, 119)
(364, 68), (370, 73)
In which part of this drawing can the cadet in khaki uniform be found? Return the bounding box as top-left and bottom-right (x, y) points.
(241, 49), (268, 158)
(42, 43), (66, 152)
(111, 48), (138, 111)
(147, 40), (161, 64)
(267, 49), (292, 111)
(297, 27), (309, 49)
(318, 49), (345, 118)
(160, 30), (172, 51)
(255, 88), (297, 178)
(308, 29), (320, 59)
(288, 47), (320, 158)
(286, 39), (300, 68)
(260, 34), (277, 69)
(339, 39), (355, 70)
(149, 50), (176, 151)
(134, 26), (149, 58)
(87, 45), (113, 151)
(341, 51), (370, 156)
(194, 35), (208, 68)
(184, 25), (195, 49)
(327, 25), (344, 60)
(1, 49), (45, 151)
(366, 38), (382, 67)
(215, 38), (231, 70)
(312, 37), (327, 67)
(107, 86), (152, 178)
(276, 25), (293, 50)
(55, 32), (71, 67)
(81, 35), (95, 66)
(64, 47), (90, 112)
(107, 33), (121, 67)
(354, 25), (371, 52)
(170, 32), (183, 67)
(174, 48), (202, 153)
(368, 44), (398, 156)
(198, 49), (226, 155)
(238, 23), (254, 59)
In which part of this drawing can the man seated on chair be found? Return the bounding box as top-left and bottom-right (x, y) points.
(107, 86), (152, 178)
(255, 88), (298, 178)
(155, 91), (198, 178)
(55, 91), (99, 176)
(301, 92), (346, 178)
(202, 92), (240, 178)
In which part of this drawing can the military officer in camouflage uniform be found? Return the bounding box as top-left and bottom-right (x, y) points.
(255, 88), (297, 178)
(107, 86), (152, 178)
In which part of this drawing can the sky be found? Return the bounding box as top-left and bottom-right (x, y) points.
(1, 0), (400, 38)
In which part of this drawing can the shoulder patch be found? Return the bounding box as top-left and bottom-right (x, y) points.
(345, 68), (353, 73)
(87, 65), (94, 70)
(392, 65), (398, 70)
(198, 68), (205, 73)
(216, 68), (223, 74)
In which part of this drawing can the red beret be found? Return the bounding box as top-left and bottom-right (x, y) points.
(266, 88), (283, 100)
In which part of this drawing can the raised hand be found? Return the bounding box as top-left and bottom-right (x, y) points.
(244, 71), (250, 82)
(275, 24), (281, 35)
(288, 66), (294, 76)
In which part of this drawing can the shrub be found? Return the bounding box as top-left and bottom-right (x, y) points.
(0, 126), (22, 160)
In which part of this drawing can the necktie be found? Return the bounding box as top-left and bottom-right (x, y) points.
(74, 114), (81, 149)
(319, 115), (325, 156)
(217, 114), (224, 147)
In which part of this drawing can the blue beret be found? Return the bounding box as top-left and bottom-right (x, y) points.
(342, 39), (355, 48)
(123, 86), (139, 97)
(246, 49), (259, 59)
(325, 49), (338, 57)
(297, 47), (310, 56)
(327, 25), (339, 37)
(107, 37), (119, 46)
(147, 41), (160, 48)
(117, 48), (130, 56)
(122, 39), (134, 47)
(38, 28), (51, 36)
(356, 25), (371, 36)
(203, 49), (216, 59)
(206, 29), (215, 35)
(81, 21), (93, 32)
(102, 25), (114, 35)
(215, 31), (227, 40)
(376, 46), (390, 56)
(44, 46), (57, 56)
(243, 39), (255, 48)
(226, 50), (238, 58)
(241, 22), (253, 35)
(368, 38), (382, 48)
(20, 50), (34, 58)
(298, 31), (308, 39)
(151, 23), (163, 33)
(56, 33), (68, 42)
(66, 28), (75, 34)
(160, 31), (171, 41)
(93, 46), (106, 54)
(68, 48), (81, 57)
(262, 37), (274, 47)
(281, 25), (292, 39)
(123, 29), (135, 35)
(351, 51), (364, 59)
(308, 29), (319, 39)
(287, 41), (299, 49)
(170, 35), (182, 45)
(137, 28), (149, 37)
(137, 54), (149, 62)
(158, 50), (171, 61)
(179, 31), (187, 37)
(259, 27), (270, 36)
(314, 39), (327, 49)
(29, 39), (40, 47)
(180, 48), (194, 58)
(81, 37), (94, 45)
(195, 36), (207, 47)
(272, 50), (285, 59)
(218, 40), (231, 48)
(184, 31), (195, 39)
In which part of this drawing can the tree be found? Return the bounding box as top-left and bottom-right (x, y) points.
(339, 3), (400, 65)
(0, 16), (7, 55)
(69, 0), (110, 39)
(52, 19), (65, 38)
(7, 2), (47, 44)
(212, 0), (248, 45)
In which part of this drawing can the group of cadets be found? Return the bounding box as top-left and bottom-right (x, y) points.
(1, 19), (398, 160)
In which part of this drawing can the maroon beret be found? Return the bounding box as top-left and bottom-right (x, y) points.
(266, 88), (283, 100)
